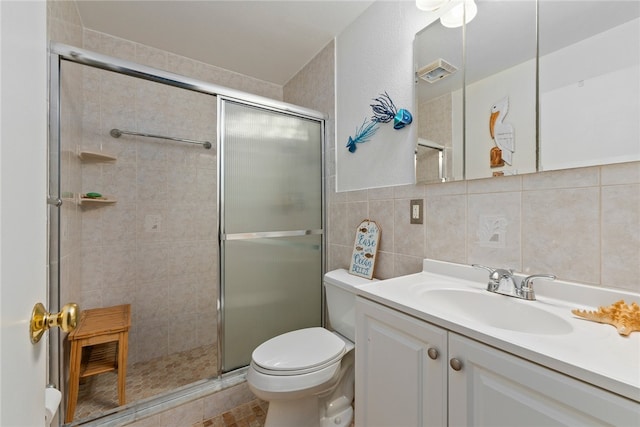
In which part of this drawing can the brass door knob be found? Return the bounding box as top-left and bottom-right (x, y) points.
(30, 302), (79, 344)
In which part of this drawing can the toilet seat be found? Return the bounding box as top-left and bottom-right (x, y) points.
(252, 327), (346, 376)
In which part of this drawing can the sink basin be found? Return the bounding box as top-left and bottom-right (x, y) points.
(419, 288), (573, 335)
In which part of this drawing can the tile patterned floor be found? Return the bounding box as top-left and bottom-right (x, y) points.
(75, 344), (218, 421)
(194, 399), (268, 427)
(73, 343), (352, 427)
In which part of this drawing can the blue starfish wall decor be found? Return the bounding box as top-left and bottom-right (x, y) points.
(346, 119), (379, 153)
(370, 91), (398, 124)
(346, 92), (413, 153)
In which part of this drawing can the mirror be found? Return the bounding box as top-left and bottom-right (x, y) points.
(414, 13), (464, 183)
(539, 1), (640, 171)
(464, 0), (537, 180)
(415, 0), (640, 183)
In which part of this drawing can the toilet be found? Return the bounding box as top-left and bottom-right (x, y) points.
(247, 269), (375, 427)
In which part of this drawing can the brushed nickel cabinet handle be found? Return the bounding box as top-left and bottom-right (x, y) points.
(449, 358), (463, 371)
(427, 347), (439, 360)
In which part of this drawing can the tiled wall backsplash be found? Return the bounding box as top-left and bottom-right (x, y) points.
(327, 161), (640, 293)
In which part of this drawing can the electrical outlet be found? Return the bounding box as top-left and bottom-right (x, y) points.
(410, 199), (423, 224)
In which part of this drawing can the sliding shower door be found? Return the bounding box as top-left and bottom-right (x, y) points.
(219, 99), (324, 372)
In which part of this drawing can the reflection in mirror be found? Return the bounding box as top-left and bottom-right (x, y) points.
(414, 16), (464, 183)
(539, 1), (640, 171)
(464, 0), (537, 180)
(415, 0), (639, 185)
(416, 138), (446, 182)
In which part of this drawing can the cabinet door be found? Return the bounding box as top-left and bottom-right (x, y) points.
(448, 333), (640, 426)
(356, 298), (447, 427)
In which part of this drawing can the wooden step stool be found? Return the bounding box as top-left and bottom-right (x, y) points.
(65, 304), (131, 423)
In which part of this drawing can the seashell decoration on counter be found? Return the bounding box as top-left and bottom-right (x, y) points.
(572, 300), (640, 336)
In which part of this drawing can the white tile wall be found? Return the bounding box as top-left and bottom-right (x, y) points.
(328, 164), (640, 293)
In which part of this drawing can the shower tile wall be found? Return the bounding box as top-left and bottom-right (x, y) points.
(78, 69), (217, 364)
(47, 1), (288, 422)
(76, 31), (282, 365)
(417, 94), (454, 183)
(82, 30), (283, 101)
(52, 24), (284, 366)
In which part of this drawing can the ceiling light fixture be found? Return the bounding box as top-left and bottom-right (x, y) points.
(440, 0), (477, 28)
(416, 0), (450, 12)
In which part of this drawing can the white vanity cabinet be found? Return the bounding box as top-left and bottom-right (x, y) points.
(356, 297), (640, 427)
(355, 297), (447, 427)
(448, 333), (639, 426)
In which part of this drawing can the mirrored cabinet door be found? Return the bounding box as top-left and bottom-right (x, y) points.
(538, 1), (640, 172)
(464, 0), (537, 180)
(414, 0), (639, 184)
(414, 17), (464, 183)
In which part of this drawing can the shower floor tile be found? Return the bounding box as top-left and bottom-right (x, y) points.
(74, 344), (217, 422)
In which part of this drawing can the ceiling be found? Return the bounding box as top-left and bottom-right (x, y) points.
(75, 0), (375, 86)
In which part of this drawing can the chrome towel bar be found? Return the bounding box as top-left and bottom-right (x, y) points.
(110, 128), (212, 149)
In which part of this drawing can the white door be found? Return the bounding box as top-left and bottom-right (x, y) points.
(0, 1), (49, 425)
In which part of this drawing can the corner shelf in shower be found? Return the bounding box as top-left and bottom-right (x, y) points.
(77, 148), (117, 206)
(77, 149), (117, 162)
(79, 195), (117, 206)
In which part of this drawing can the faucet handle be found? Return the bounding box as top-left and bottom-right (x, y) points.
(472, 264), (513, 292)
(472, 264), (513, 276)
(520, 274), (556, 300)
(472, 264), (494, 274)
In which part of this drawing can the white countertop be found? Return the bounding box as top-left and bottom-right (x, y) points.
(354, 260), (640, 403)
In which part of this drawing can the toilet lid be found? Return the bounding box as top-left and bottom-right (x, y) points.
(252, 327), (346, 374)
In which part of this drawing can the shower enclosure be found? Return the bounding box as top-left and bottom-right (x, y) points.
(48, 43), (325, 424)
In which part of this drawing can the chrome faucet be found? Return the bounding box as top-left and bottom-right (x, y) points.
(472, 264), (555, 301)
(472, 264), (515, 292)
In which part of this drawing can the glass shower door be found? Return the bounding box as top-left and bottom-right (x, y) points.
(219, 99), (324, 372)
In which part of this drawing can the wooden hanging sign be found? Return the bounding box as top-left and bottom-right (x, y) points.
(349, 219), (380, 279)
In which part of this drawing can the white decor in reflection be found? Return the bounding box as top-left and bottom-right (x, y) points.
(489, 96), (515, 166)
(441, 0), (477, 28)
(416, 0), (450, 12)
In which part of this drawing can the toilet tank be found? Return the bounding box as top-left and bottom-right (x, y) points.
(324, 269), (377, 342)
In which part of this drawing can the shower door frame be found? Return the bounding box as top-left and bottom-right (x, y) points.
(48, 42), (326, 424)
